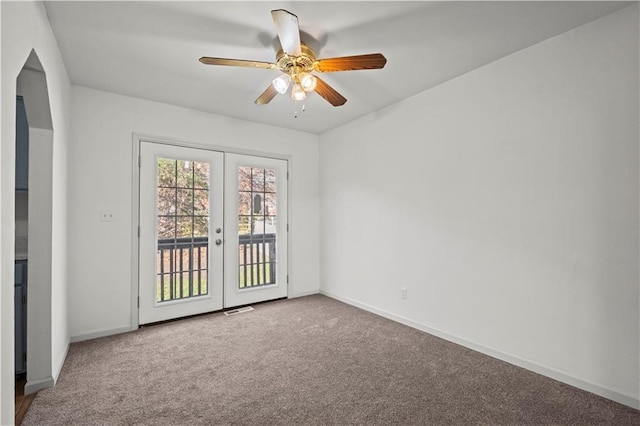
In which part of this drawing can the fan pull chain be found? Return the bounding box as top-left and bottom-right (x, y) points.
(293, 101), (306, 118)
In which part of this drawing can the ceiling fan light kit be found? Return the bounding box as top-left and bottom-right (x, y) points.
(299, 73), (317, 92)
(272, 75), (291, 94)
(199, 9), (387, 114)
(291, 83), (306, 101)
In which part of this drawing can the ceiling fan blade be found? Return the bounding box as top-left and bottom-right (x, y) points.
(271, 9), (302, 56)
(255, 84), (278, 105)
(199, 57), (276, 70)
(314, 76), (347, 107)
(315, 53), (387, 72)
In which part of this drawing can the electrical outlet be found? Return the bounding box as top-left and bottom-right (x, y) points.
(401, 287), (407, 300)
(100, 211), (115, 222)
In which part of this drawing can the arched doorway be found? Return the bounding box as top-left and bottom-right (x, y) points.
(15, 50), (54, 395)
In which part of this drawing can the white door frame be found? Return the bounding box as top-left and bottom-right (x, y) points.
(130, 134), (291, 329)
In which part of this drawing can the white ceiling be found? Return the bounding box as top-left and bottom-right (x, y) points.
(44, 1), (632, 134)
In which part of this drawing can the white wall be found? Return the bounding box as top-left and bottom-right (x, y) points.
(1, 0), (71, 422)
(320, 5), (639, 408)
(68, 86), (320, 340)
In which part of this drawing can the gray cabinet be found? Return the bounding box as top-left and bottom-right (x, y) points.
(15, 261), (27, 375)
(15, 96), (29, 191)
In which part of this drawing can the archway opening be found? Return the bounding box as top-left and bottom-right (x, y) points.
(15, 50), (54, 397)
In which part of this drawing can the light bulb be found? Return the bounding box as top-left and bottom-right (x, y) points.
(272, 74), (290, 94)
(299, 73), (317, 92)
(291, 83), (306, 101)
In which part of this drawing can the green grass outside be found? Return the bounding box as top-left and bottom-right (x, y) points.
(156, 276), (208, 303)
(239, 263), (274, 289)
(156, 264), (275, 302)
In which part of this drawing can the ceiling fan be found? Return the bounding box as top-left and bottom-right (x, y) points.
(199, 9), (387, 107)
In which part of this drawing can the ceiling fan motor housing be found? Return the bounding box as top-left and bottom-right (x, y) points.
(276, 43), (317, 76)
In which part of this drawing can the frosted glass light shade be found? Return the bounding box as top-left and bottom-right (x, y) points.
(291, 83), (306, 101)
(272, 75), (291, 94)
(300, 73), (317, 92)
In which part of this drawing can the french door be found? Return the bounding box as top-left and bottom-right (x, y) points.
(224, 154), (288, 307)
(138, 142), (287, 324)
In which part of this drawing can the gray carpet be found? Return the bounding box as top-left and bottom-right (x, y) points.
(23, 295), (640, 425)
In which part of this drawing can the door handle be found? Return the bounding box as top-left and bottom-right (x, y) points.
(215, 239), (223, 246)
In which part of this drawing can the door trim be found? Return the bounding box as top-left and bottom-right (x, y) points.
(130, 134), (292, 329)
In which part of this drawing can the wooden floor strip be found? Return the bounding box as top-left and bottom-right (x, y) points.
(15, 378), (36, 426)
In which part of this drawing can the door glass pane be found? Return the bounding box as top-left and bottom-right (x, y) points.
(156, 158), (210, 303)
(237, 166), (277, 289)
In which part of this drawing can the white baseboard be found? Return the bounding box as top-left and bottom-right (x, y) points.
(320, 290), (640, 410)
(24, 340), (70, 395)
(52, 339), (70, 383)
(70, 325), (133, 343)
(289, 290), (320, 298)
(24, 376), (54, 395)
